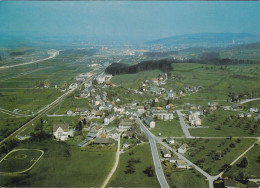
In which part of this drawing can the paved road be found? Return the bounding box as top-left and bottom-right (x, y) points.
(101, 134), (121, 188)
(240, 98), (260, 104)
(136, 118), (170, 188)
(156, 139), (215, 188)
(249, 179), (260, 183)
(176, 110), (192, 138)
(0, 50), (59, 70)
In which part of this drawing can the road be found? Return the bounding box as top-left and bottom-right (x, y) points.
(176, 110), (192, 138)
(0, 71), (100, 146)
(101, 134), (121, 188)
(136, 118), (170, 188)
(0, 50), (59, 70)
(240, 98), (260, 104)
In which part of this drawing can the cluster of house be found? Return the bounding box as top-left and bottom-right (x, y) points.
(238, 107), (259, 118)
(160, 143), (189, 169)
(188, 111), (202, 127)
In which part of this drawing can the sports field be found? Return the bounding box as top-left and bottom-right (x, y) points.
(0, 149), (44, 173)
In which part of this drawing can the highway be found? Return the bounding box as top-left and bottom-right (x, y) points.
(0, 50), (59, 70)
(0, 72), (100, 146)
(176, 110), (192, 138)
(136, 118), (170, 188)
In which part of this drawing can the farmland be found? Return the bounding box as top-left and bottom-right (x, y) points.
(107, 144), (160, 187)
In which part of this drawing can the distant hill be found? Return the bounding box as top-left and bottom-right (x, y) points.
(146, 33), (259, 47)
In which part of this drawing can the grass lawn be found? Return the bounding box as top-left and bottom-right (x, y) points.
(189, 110), (260, 137)
(0, 140), (115, 187)
(0, 149), (43, 173)
(177, 138), (257, 176)
(224, 144), (260, 179)
(150, 119), (184, 137)
(111, 70), (160, 89)
(163, 166), (208, 188)
(107, 143), (160, 187)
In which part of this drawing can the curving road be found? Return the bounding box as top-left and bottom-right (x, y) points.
(0, 50), (59, 70)
(136, 118), (170, 188)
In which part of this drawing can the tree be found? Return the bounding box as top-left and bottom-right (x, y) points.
(239, 157), (248, 168)
(40, 118), (44, 134)
(76, 121), (82, 131)
(143, 166), (155, 177)
(83, 118), (87, 125)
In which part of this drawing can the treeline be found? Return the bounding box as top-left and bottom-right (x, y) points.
(105, 59), (173, 75)
(60, 49), (98, 56)
(143, 51), (178, 58)
(10, 49), (35, 56)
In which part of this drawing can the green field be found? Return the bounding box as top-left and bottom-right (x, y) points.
(163, 165), (208, 188)
(150, 119), (185, 137)
(0, 140), (115, 187)
(224, 144), (260, 179)
(111, 70), (161, 89)
(177, 138), (257, 176)
(0, 149), (43, 173)
(107, 143), (160, 187)
(189, 110), (260, 137)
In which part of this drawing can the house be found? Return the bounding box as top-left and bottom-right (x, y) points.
(249, 107), (259, 113)
(152, 78), (158, 84)
(189, 115), (201, 127)
(118, 119), (135, 130)
(224, 179), (238, 188)
(161, 148), (171, 158)
(93, 137), (114, 145)
(144, 117), (156, 128)
(123, 142), (130, 149)
(166, 104), (174, 109)
(177, 144), (188, 154)
(67, 110), (73, 115)
(95, 112), (103, 118)
(107, 129), (119, 140)
(93, 125), (103, 135)
(53, 124), (72, 141)
(168, 156), (179, 163)
(152, 110), (173, 120)
(104, 114), (115, 125)
(136, 106), (145, 114)
(176, 160), (187, 168)
(165, 137), (175, 144)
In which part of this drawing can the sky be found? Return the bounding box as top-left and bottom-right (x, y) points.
(0, 1), (260, 43)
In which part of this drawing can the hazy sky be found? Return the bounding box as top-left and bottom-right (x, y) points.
(0, 1), (259, 42)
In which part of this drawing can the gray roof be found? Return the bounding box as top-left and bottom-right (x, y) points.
(94, 137), (114, 144)
(53, 124), (69, 131)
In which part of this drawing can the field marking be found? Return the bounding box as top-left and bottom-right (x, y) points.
(0, 149), (44, 174)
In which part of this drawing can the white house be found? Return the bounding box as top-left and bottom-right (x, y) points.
(67, 110), (73, 115)
(177, 144), (188, 154)
(165, 137), (175, 144)
(144, 117), (156, 128)
(104, 114), (115, 125)
(249, 107), (259, 113)
(161, 148), (171, 158)
(152, 110), (173, 120)
(53, 124), (73, 141)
